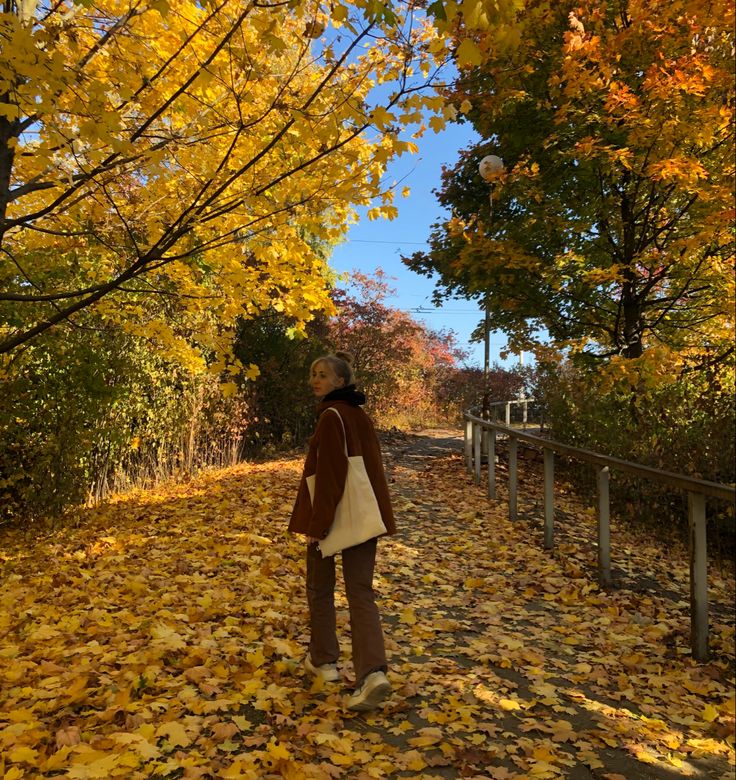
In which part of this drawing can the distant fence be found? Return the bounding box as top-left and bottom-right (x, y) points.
(463, 406), (735, 662)
(485, 398), (540, 429)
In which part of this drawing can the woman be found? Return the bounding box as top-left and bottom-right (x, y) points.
(289, 352), (396, 711)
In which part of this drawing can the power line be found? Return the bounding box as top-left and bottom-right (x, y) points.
(348, 239), (428, 245)
(411, 308), (482, 314)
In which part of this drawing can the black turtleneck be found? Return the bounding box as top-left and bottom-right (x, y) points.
(321, 385), (366, 406)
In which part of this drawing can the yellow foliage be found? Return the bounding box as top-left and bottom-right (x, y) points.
(0, 1), (449, 367)
(456, 38), (483, 68)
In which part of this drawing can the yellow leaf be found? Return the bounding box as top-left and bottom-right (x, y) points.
(371, 107), (395, 129)
(404, 750), (427, 771)
(42, 747), (73, 771)
(329, 752), (355, 765)
(266, 739), (290, 761)
(7, 746), (38, 763)
(408, 732), (442, 747)
(429, 115), (446, 133)
(0, 103), (20, 120)
(232, 715), (253, 731)
(67, 753), (121, 779)
(578, 750), (604, 769)
(464, 577), (484, 588)
(156, 721), (191, 747)
(573, 662), (592, 674)
(529, 761), (561, 776)
(116, 751), (142, 769)
(240, 678), (263, 698)
(532, 747), (558, 762)
(456, 38), (482, 68)
(720, 695), (736, 716)
(150, 623), (187, 650)
(498, 698), (522, 711)
(150, 0), (170, 16)
(245, 363), (260, 381)
(246, 648), (266, 668)
(113, 733), (160, 760)
(137, 723), (156, 742)
(221, 381), (238, 398)
(6, 709), (34, 723)
(702, 703), (719, 722)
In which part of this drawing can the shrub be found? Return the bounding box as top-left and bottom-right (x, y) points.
(536, 357), (735, 552)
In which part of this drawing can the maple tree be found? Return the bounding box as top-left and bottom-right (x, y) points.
(326, 269), (465, 425)
(405, 0), (735, 370)
(0, 0), (527, 370)
(1, 0), (448, 371)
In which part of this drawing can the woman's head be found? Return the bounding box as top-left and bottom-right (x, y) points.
(309, 352), (355, 398)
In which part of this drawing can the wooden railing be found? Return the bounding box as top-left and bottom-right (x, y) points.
(463, 410), (735, 662)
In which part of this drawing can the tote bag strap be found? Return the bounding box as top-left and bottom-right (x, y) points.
(324, 407), (349, 457)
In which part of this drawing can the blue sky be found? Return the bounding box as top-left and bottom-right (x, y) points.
(327, 121), (519, 369)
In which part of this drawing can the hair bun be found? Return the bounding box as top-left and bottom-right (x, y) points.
(335, 350), (354, 366)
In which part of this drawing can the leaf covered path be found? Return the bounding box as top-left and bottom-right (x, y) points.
(1, 431), (734, 779)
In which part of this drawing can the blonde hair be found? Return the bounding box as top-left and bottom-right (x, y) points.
(311, 351), (356, 387)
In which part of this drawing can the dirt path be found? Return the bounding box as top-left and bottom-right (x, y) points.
(0, 429), (732, 779)
(367, 428), (735, 779)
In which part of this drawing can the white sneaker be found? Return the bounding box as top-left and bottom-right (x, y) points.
(304, 655), (340, 683)
(346, 671), (392, 711)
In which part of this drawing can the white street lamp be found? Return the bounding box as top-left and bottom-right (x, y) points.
(479, 154), (525, 388)
(478, 154), (504, 181)
(478, 154), (504, 420)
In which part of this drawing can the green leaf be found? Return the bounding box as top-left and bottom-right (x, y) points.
(427, 0), (447, 21)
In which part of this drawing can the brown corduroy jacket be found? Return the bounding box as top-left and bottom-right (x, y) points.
(288, 398), (395, 540)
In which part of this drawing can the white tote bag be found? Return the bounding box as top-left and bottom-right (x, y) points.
(306, 407), (387, 557)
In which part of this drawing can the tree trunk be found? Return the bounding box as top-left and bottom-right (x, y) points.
(0, 115), (16, 243)
(621, 279), (644, 358)
(619, 185), (644, 359)
(1, 0), (40, 242)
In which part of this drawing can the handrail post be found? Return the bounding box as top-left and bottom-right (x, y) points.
(597, 466), (612, 587)
(473, 423), (481, 485)
(487, 428), (496, 500)
(688, 492), (709, 661)
(464, 419), (473, 472)
(508, 437), (518, 521)
(543, 449), (554, 549)
(522, 399), (528, 430)
(505, 402), (511, 426)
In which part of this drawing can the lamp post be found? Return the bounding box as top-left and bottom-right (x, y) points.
(478, 154), (504, 419)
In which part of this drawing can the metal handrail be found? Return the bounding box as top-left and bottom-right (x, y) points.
(480, 398), (537, 428)
(463, 409), (735, 662)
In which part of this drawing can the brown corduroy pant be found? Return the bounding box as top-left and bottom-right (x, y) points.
(306, 537), (388, 685)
